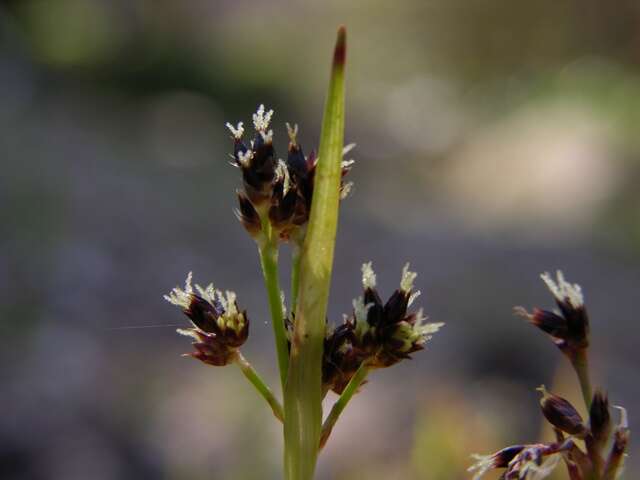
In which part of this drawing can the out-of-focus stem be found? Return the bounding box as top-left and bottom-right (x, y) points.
(571, 349), (593, 411)
(319, 361), (369, 450)
(235, 352), (284, 422)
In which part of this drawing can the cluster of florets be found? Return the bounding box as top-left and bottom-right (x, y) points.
(228, 105), (354, 242)
(469, 442), (567, 480)
(469, 389), (629, 480)
(470, 272), (630, 480)
(515, 271), (589, 360)
(164, 272), (248, 366)
(322, 262), (444, 394)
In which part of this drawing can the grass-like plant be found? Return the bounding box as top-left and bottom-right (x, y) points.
(164, 27), (443, 480)
(163, 26), (630, 480)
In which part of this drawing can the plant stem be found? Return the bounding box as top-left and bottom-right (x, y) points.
(283, 26), (347, 480)
(571, 349), (593, 411)
(290, 242), (302, 314)
(319, 361), (370, 450)
(235, 352), (284, 422)
(258, 235), (289, 392)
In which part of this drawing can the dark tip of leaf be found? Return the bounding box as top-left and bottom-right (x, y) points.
(333, 26), (347, 68)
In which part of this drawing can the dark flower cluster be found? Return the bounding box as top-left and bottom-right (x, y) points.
(470, 387), (629, 480)
(322, 262), (443, 394)
(165, 272), (248, 366)
(227, 105), (354, 243)
(469, 442), (570, 480)
(515, 271), (589, 359)
(470, 272), (630, 480)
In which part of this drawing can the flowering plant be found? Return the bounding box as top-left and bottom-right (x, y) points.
(164, 27), (443, 480)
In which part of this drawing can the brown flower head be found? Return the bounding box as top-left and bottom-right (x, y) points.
(322, 262), (443, 393)
(352, 262), (443, 368)
(164, 272), (248, 366)
(226, 106), (354, 242)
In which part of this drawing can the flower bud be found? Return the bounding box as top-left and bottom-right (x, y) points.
(322, 322), (364, 394)
(589, 390), (612, 451)
(538, 385), (587, 437)
(235, 191), (262, 238)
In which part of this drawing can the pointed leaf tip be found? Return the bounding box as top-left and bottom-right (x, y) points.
(333, 26), (347, 68)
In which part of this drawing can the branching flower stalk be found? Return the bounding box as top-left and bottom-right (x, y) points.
(163, 27), (444, 480)
(469, 271), (630, 480)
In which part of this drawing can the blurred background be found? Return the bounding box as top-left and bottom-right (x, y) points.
(1, 1), (639, 479)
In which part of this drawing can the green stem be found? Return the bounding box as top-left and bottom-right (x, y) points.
(258, 237), (289, 392)
(290, 242), (302, 314)
(235, 352), (284, 422)
(284, 26), (347, 480)
(319, 362), (370, 450)
(571, 349), (593, 411)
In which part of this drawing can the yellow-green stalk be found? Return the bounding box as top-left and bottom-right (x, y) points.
(283, 26), (347, 480)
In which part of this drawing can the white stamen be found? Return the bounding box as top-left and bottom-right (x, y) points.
(276, 160), (292, 194)
(224, 291), (238, 316)
(614, 406), (629, 429)
(540, 270), (584, 308)
(286, 122), (298, 144)
(523, 452), (561, 480)
(353, 296), (372, 338)
(226, 121), (244, 139)
(341, 159), (355, 170)
(237, 150), (254, 167)
(176, 328), (201, 341)
(342, 143), (356, 156)
(420, 321), (445, 336)
(164, 271), (194, 309)
(195, 283), (216, 305)
(215, 290), (227, 311)
(361, 261), (376, 289)
(408, 290), (421, 307)
(400, 263), (417, 292)
(253, 104), (274, 132)
(261, 129), (273, 144)
(340, 181), (353, 200)
(467, 454), (496, 480)
(413, 308), (444, 338)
